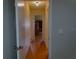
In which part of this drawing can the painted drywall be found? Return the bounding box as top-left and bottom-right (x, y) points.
(45, 2), (49, 48)
(49, 0), (76, 59)
(3, 0), (17, 59)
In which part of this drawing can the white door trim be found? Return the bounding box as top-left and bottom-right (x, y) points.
(15, 1), (20, 59)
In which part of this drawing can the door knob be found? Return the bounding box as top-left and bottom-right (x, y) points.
(17, 46), (23, 50)
(14, 45), (23, 50)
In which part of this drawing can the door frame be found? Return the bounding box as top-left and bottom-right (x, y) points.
(15, 1), (20, 59)
(15, 0), (52, 59)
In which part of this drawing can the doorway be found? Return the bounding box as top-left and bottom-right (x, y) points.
(15, 0), (49, 59)
(35, 20), (42, 40)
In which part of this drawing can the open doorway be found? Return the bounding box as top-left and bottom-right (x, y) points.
(15, 0), (49, 59)
(35, 20), (42, 40)
(34, 15), (42, 42)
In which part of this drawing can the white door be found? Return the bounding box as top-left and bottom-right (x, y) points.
(15, 1), (31, 59)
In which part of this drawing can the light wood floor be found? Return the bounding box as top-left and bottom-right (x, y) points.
(26, 36), (48, 59)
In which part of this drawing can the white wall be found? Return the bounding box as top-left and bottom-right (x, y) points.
(49, 0), (76, 59)
(4, 0), (17, 59)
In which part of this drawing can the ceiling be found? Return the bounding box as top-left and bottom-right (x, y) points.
(28, 1), (47, 9)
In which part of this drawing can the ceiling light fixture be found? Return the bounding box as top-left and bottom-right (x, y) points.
(33, 1), (41, 6)
(17, 2), (24, 7)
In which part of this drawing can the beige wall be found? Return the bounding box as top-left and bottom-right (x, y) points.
(24, 2), (31, 41)
(44, 2), (49, 48)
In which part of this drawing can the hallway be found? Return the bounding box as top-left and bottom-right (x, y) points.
(15, 0), (49, 59)
(25, 1), (48, 59)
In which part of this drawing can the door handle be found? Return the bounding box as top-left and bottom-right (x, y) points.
(17, 46), (23, 50)
(14, 45), (23, 50)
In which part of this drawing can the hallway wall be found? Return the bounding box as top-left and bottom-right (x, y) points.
(49, 0), (76, 59)
(22, 2), (31, 57)
(44, 2), (49, 48)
